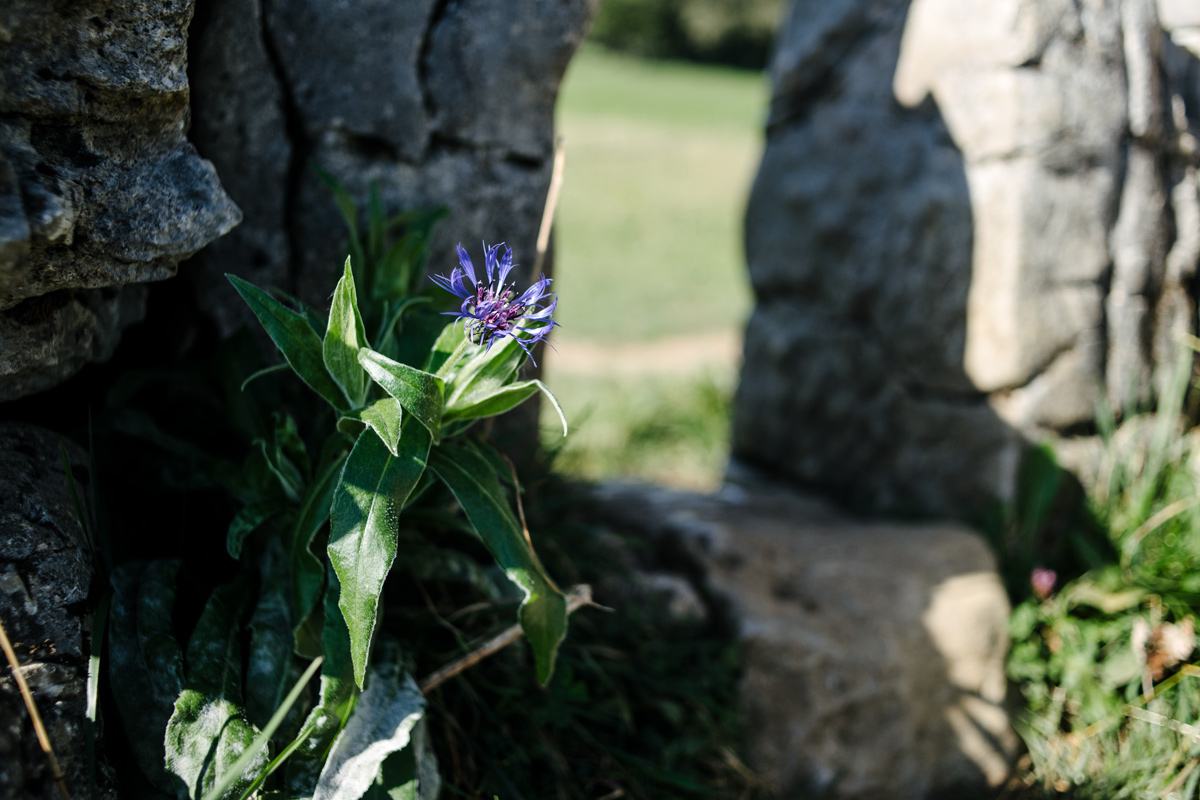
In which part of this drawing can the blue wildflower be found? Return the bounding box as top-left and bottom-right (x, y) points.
(430, 242), (558, 362)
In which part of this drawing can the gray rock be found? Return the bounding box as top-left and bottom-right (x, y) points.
(0, 0), (241, 401)
(0, 286), (145, 403)
(186, 0), (293, 336)
(425, 0), (597, 160)
(186, 0), (596, 349)
(737, 0), (1200, 514)
(265, 0), (435, 162)
(734, 0), (1009, 513)
(0, 424), (95, 800)
(591, 482), (1017, 800)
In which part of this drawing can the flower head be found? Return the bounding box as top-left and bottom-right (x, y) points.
(1030, 567), (1057, 600)
(431, 242), (558, 362)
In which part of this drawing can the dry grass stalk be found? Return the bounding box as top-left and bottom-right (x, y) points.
(0, 613), (72, 800)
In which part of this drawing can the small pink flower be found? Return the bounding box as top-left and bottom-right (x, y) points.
(1031, 567), (1057, 600)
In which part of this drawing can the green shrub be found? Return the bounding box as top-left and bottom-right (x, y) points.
(588, 0), (784, 69)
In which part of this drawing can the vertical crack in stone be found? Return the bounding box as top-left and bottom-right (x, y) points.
(259, 0), (306, 287)
(418, 0), (454, 129)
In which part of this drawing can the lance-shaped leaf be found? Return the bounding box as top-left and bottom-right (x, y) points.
(329, 422), (432, 687)
(427, 443), (568, 685)
(313, 639), (425, 800)
(358, 348), (443, 438)
(108, 561), (185, 793)
(227, 274), (349, 411)
(443, 332), (524, 409)
(442, 379), (567, 436)
(290, 453), (346, 657)
(325, 258), (372, 408)
(165, 582), (268, 800)
(285, 569), (359, 797)
(339, 397), (403, 457)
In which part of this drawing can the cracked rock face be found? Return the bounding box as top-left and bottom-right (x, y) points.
(734, 0), (1200, 515)
(0, 424), (96, 800)
(0, 0), (242, 402)
(187, 0), (599, 337)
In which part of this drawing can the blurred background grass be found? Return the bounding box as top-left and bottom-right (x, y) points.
(541, 46), (767, 489)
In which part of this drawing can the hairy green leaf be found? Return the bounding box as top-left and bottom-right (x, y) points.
(443, 334), (523, 409)
(108, 561), (184, 793)
(357, 348), (444, 439)
(442, 379), (568, 436)
(227, 274), (350, 411)
(329, 423), (432, 687)
(313, 639), (425, 800)
(428, 443), (568, 684)
(340, 398), (404, 457)
(325, 258), (372, 408)
(165, 582), (267, 799)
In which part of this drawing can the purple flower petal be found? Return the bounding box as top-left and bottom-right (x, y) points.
(431, 242), (558, 357)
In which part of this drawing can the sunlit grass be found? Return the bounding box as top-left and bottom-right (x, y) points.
(551, 46), (764, 342)
(544, 47), (764, 486)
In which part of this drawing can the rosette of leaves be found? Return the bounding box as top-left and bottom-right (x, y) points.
(105, 184), (569, 800)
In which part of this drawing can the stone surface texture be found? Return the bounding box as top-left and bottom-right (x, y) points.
(591, 481), (1017, 800)
(0, 0), (242, 401)
(735, 0), (1200, 515)
(0, 424), (97, 800)
(187, 0), (599, 336)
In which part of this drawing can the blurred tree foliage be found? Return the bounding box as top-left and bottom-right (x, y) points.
(588, 0), (784, 69)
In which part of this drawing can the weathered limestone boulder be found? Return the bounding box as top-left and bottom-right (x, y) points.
(0, 0), (242, 401)
(735, 0), (1200, 515)
(592, 482), (1017, 800)
(187, 0), (599, 336)
(0, 424), (98, 800)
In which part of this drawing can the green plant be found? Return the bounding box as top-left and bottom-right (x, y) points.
(101, 178), (572, 800)
(425, 476), (772, 800)
(587, 0), (783, 69)
(1005, 351), (1200, 797)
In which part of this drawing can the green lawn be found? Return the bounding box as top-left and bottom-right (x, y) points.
(550, 46), (765, 343)
(542, 47), (767, 488)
